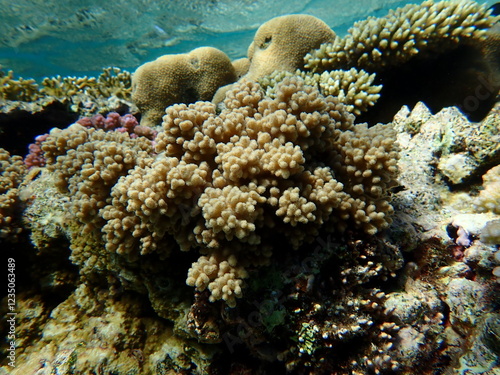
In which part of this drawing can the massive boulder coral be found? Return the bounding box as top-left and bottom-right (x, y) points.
(245, 14), (336, 81)
(131, 47), (237, 127)
(198, 14), (336, 106)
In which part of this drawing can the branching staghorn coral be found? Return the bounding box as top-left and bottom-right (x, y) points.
(0, 66), (133, 118)
(41, 67), (132, 100)
(304, 0), (498, 73)
(259, 68), (382, 116)
(0, 68), (40, 101)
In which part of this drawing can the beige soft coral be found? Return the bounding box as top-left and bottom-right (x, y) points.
(35, 77), (399, 307)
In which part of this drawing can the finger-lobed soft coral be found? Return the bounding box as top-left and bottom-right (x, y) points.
(27, 77), (398, 308)
(39, 124), (155, 273)
(0, 148), (27, 241)
(99, 77), (399, 306)
(304, 0), (498, 73)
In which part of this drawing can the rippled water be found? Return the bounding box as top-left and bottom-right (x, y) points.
(0, 0), (469, 79)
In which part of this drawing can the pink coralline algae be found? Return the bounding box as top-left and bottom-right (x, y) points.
(24, 134), (49, 168)
(24, 113), (157, 169)
(77, 112), (157, 140)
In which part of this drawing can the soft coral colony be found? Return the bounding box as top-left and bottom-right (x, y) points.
(2, 0), (500, 374)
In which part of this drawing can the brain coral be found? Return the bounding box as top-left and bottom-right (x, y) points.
(132, 47), (237, 127)
(245, 14), (336, 80)
(98, 77), (399, 306)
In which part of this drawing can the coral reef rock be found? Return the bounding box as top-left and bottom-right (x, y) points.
(3, 1), (500, 374)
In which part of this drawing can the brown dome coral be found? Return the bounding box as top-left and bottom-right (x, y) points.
(246, 14), (336, 80)
(131, 47), (237, 127)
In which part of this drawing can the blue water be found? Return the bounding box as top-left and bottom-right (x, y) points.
(3, 0), (485, 81)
